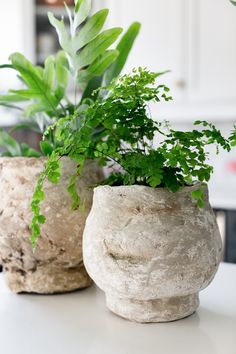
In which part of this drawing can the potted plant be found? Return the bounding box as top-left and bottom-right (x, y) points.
(32, 67), (235, 321)
(0, 0), (140, 293)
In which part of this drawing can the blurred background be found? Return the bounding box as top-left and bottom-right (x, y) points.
(0, 0), (235, 262)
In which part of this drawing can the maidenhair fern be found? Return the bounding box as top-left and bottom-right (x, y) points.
(30, 67), (234, 248)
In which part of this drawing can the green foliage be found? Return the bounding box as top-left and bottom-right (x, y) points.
(30, 67), (233, 247)
(48, 3), (122, 91)
(30, 154), (61, 249)
(0, 130), (41, 157)
(103, 22), (141, 86)
(230, 0), (236, 6)
(0, 0), (140, 158)
(229, 126), (236, 146)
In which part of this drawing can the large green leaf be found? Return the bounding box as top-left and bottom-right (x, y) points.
(104, 22), (141, 85)
(72, 9), (109, 52)
(77, 27), (123, 69)
(230, 0), (236, 5)
(78, 49), (119, 90)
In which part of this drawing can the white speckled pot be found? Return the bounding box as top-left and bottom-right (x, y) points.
(0, 157), (103, 294)
(83, 184), (223, 323)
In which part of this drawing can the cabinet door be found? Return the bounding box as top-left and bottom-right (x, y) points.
(0, 0), (35, 90)
(187, 0), (236, 103)
(104, 0), (188, 102)
(0, 0), (35, 125)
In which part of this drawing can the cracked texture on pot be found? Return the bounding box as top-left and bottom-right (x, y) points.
(0, 157), (103, 294)
(83, 185), (223, 323)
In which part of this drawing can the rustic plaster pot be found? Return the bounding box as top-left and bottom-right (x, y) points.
(0, 157), (103, 294)
(83, 185), (223, 323)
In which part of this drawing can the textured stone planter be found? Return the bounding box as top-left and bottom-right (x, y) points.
(83, 185), (223, 323)
(0, 157), (103, 294)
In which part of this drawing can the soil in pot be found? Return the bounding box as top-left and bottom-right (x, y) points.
(83, 184), (223, 323)
(0, 157), (103, 294)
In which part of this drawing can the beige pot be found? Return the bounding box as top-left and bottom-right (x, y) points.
(83, 185), (223, 323)
(0, 157), (103, 294)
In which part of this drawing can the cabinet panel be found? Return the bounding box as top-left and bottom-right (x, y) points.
(187, 0), (236, 103)
(0, 0), (35, 125)
(104, 0), (188, 102)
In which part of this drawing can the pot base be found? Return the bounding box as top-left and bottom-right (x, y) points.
(106, 293), (199, 323)
(4, 263), (92, 294)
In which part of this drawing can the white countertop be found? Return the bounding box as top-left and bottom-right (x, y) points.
(0, 262), (235, 354)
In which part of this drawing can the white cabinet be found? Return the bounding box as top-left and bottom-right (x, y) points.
(0, 0), (35, 125)
(103, 0), (236, 122)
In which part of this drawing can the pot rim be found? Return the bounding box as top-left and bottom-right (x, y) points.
(94, 182), (206, 193)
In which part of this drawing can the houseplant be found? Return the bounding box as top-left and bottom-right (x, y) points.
(0, 0), (140, 293)
(31, 67), (234, 321)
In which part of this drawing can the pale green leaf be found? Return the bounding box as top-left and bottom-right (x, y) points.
(48, 12), (70, 52)
(74, 0), (92, 31)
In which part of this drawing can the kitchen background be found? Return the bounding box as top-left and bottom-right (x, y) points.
(0, 0), (235, 262)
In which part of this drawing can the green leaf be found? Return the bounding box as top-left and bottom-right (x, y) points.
(0, 130), (21, 156)
(78, 50), (119, 90)
(56, 51), (69, 88)
(26, 102), (51, 116)
(0, 94), (28, 103)
(9, 52), (59, 114)
(77, 27), (123, 69)
(74, 0), (92, 30)
(20, 143), (41, 157)
(67, 175), (81, 210)
(44, 56), (55, 90)
(38, 215), (46, 224)
(0, 64), (14, 69)
(230, 0), (236, 6)
(81, 75), (103, 101)
(48, 12), (70, 52)
(40, 140), (54, 156)
(72, 9), (109, 52)
(191, 188), (205, 208)
(104, 22), (141, 85)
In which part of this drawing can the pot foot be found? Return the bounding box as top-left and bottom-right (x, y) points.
(106, 293), (199, 323)
(4, 263), (92, 294)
